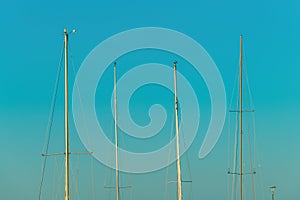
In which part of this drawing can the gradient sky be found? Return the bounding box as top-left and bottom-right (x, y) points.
(0, 0), (299, 200)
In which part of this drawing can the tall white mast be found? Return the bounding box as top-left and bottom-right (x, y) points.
(114, 62), (120, 200)
(239, 35), (243, 200)
(63, 28), (70, 200)
(173, 61), (182, 200)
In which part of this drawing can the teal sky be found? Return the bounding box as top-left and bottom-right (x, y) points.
(0, 0), (299, 200)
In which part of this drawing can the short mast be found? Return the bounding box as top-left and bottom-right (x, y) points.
(114, 62), (120, 200)
(173, 61), (182, 200)
(239, 35), (243, 200)
(268, 186), (276, 200)
(63, 28), (70, 200)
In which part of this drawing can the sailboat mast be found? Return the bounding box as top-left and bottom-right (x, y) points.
(63, 28), (70, 200)
(173, 61), (182, 200)
(239, 35), (243, 200)
(114, 62), (120, 200)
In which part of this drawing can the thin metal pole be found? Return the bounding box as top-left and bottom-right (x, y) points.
(114, 62), (120, 200)
(239, 35), (243, 200)
(173, 61), (182, 200)
(63, 28), (70, 200)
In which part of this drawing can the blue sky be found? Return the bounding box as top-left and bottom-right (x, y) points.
(0, 0), (299, 199)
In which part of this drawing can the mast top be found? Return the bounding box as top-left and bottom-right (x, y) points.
(63, 28), (76, 35)
(173, 61), (177, 69)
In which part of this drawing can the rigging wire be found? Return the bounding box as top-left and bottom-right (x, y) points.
(70, 156), (81, 200)
(245, 61), (259, 200)
(178, 99), (194, 200)
(54, 156), (64, 200)
(103, 120), (114, 200)
(228, 65), (240, 200)
(39, 35), (96, 200)
(165, 94), (194, 200)
(244, 52), (256, 200)
(229, 52), (257, 199)
(69, 44), (96, 200)
(164, 110), (175, 200)
(38, 43), (64, 200)
(90, 156), (95, 200)
(233, 67), (241, 200)
(69, 45), (92, 149)
(118, 117), (134, 200)
(232, 88), (239, 200)
(181, 121), (194, 200)
(103, 122), (114, 198)
(52, 156), (59, 200)
(229, 47), (259, 200)
(103, 93), (114, 199)
(102, 62), (133, 200)
(120, 131), (134, 200)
